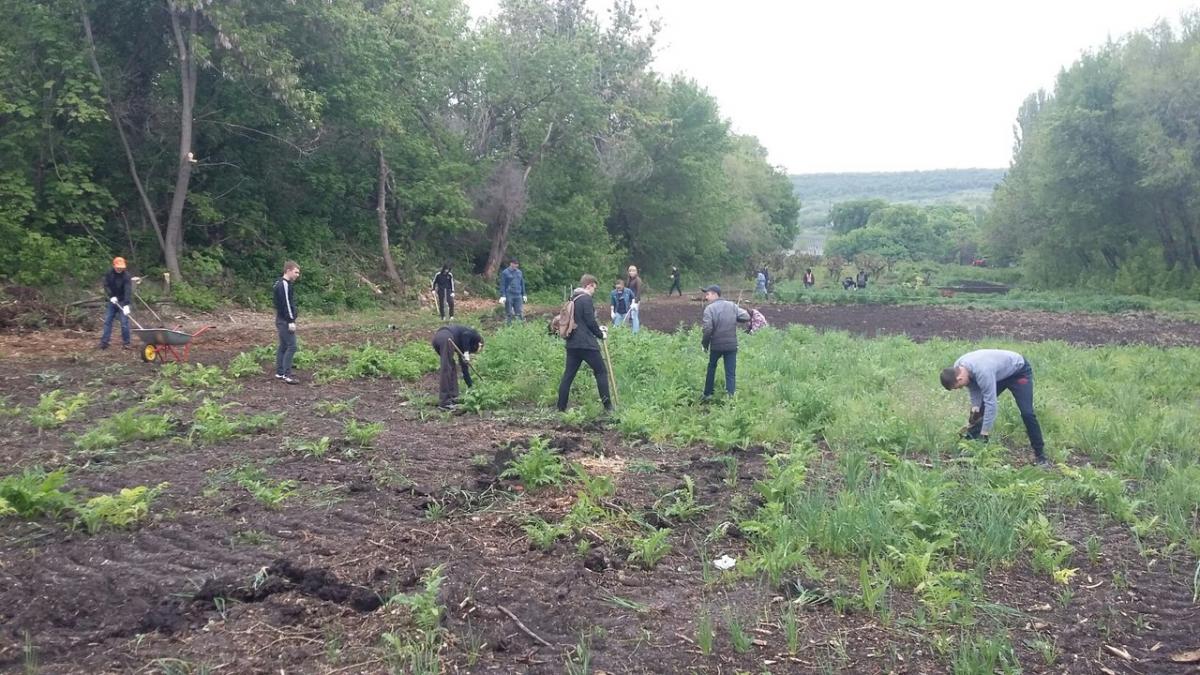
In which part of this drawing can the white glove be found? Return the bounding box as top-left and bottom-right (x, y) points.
(109, 296), (119, 305)
(522, 296), (528, 303)
(287, 322), (296, 333)
(450, 292), (456, 298)
(600, 326), (608, 339)
(463, 352), (471, 362)
(631, 301), (639, 310)
(498, 297), (506, 305)
(971, 406), (980, 414)
(121, 305), (131, 316)
(610, 308), (616, 319)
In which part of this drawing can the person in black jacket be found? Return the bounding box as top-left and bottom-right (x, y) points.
(668, 266), (682, 296)
(273, 260), (301, 384)
(430, 324), (483, 409)
(432, 264), (456, 320)
(99, 256), (134, 350)
(556, 274), (611, 413)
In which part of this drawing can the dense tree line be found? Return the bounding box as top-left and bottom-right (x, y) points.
(987, 14), (1200, 295)
(824, 199), (982, 266)
(0, 0), (797, 306)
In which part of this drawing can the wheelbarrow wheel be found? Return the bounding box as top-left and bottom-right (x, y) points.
(140, 344), (159, 363)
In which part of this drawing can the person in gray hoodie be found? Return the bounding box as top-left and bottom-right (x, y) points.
(700, 285), (750, 400)
(941, 348), (1047, 465)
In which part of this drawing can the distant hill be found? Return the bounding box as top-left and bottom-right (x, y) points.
(791, 168), (1006, 229)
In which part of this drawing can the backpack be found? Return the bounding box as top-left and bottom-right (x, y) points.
(550, 297), (577, 338)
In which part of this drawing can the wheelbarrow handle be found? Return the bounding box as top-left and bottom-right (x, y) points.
(190, 325), (216, 339)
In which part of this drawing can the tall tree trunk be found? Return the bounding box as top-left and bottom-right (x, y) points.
(483, 208), (514, 280)
(80, 0), (167, 258)
(377, 146), (401, 285)
(164, 2), (197, 282)
(482, 123), (554, 280)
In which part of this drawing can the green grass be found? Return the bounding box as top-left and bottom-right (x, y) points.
(466, 320), (1200, 655)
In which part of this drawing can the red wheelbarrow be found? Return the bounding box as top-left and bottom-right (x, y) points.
(133, 326), (215, 363)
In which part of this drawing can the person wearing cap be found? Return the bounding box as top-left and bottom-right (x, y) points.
(941, 349), (1048, 466)
(99, 257), (134, 350)
(273, 260), (301, 384)
(700, 285), (750, 400)
(498, 259), (527, 326)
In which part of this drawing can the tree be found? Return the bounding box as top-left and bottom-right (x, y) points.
(829, 199), (888, 233)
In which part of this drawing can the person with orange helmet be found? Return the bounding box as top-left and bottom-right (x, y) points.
(100, 257), (133, 350)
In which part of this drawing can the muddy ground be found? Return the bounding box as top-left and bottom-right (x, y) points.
(0, 302), (1197, 674)
(640, 295), (1200, 347)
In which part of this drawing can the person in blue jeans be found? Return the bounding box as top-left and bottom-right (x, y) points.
(941, 349), (1047, 465)
(610, 279), (634, 327)
(99, 256), (134, 350)
(498, 259), (527, 325)
(700, 285), (750, 400)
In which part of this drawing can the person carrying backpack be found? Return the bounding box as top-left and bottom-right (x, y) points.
(432, 264), (456, 320)
(610, 279), (634, 327)
(556, 275), (611, 413)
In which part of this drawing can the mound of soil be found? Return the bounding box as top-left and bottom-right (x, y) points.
(0, 286), (92, 332)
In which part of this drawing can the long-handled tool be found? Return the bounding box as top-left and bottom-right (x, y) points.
(600, 336), (619, 409)
(447, 336), (484, 383)
(111, 297), (146, 330)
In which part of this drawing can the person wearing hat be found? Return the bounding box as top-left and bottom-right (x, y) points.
(498, 259), (527, 326)
(99, 257), (134, 350)
(700, 285), (750, 400)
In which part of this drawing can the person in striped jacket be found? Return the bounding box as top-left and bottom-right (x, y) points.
(432, 264), (456, 320)
(273, 260), (301, 384)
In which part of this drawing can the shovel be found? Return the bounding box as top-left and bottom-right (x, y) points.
(112, 297), (146, 330)
(600, 336), (619, 409)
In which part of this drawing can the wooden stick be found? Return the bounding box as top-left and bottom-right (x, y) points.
(498, 604), (552, 647)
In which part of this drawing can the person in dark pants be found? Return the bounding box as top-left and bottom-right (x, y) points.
(432, 264), (456, 320)
(803, 268), (815, 288)
(430, 325), (483, 409)
(668, 266), (682, 296)
(498, 259), (527, 325)
(99, 256), (134, 350)
(941, 349), (1047, 465)
(700, 285), (750, 400)
(556, 274), (611, 413)
(273, 260), (301, 384)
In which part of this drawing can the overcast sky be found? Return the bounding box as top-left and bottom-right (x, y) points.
(466, 0), (1197, 174)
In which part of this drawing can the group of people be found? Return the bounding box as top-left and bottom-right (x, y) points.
(99, 257), (1049, 465)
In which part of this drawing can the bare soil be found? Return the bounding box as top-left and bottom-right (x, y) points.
(641, 295), (1200, 347)
(0, 303), (1196, 674)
